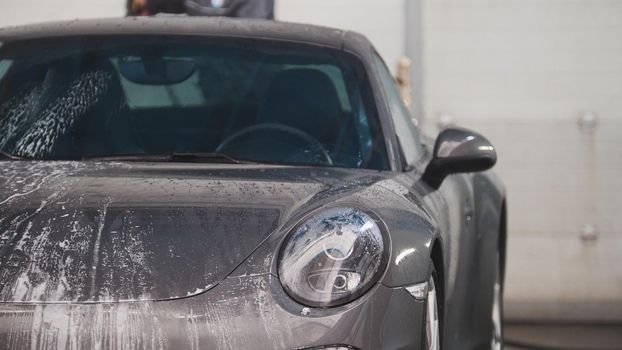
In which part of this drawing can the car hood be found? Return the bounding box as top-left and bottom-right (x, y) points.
(0, 161), (385, 303)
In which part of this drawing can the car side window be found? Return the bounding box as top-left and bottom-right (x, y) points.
(373, 53), (423, 168)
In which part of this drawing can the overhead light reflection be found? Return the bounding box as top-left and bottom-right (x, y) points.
(395, 248), (416, 265)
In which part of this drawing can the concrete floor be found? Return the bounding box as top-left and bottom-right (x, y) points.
(504, 323), (622, 350)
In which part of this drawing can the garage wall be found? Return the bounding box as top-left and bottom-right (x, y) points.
(421, 0), (622, 322)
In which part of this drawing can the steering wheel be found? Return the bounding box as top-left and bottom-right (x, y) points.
(216, 123), (334, 166)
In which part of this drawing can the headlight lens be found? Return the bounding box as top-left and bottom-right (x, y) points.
(278, 207), (386, 307)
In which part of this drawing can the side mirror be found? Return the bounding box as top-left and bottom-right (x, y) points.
(422, 127), (497, 189)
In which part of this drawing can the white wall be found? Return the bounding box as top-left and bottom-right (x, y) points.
(0, 0), (125, 27)
(422, 0), (622, 322)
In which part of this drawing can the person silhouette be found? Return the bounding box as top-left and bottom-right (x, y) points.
(127, 0), (274, 20)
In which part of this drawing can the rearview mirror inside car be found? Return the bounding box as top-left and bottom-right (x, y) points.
(423, 127), (497, 189)
(118, 56), (197, 85)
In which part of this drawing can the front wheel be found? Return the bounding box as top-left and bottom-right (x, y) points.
(491, 251), (504, 350)
(425, 269), (441, 350)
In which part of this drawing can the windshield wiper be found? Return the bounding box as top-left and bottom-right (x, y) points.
(169, 152), (257, 164)
(0, 150), (22, 160)
(83, 152), (258, 164)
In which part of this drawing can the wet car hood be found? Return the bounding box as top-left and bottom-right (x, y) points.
(0, 161), (385, 303)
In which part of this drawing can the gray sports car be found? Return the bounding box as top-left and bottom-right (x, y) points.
(0, 18), (506, 350)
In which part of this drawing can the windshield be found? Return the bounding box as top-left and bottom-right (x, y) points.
(0, 35), (389, 170)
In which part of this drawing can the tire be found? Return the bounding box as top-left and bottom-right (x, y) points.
(424, 265), (441, 350)
(491, 250), (504, 350)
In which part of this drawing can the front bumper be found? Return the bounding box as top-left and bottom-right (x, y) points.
(0, 274), (424, 349)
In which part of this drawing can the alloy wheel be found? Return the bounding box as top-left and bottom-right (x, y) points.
(491, 252), (503, 350)
(425, 276), (440, 350)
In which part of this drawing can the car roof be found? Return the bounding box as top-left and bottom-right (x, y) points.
(0, 16), (374, 55)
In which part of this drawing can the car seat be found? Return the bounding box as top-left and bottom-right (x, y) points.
(256, 68), (358, 165)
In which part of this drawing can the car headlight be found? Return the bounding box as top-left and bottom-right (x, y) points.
(278, 207), (387, 307)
